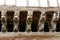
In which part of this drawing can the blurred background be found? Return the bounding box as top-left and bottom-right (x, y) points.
(0, 0), (60, 7)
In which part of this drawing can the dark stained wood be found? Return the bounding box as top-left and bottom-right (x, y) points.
(19, 11), (27, 32)
(31, 11), (41, 32)
(0, 11), (1, 32)
(44, 11), (54, 32)
(6, 11), (14, 32)
(56, 18), (60, 32)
